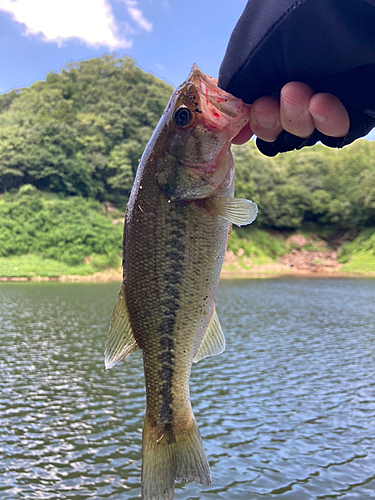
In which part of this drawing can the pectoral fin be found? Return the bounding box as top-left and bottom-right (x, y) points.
(208, 197), (258, 226)
(193, 307), (225, 363)
(104, 285), (140, 369)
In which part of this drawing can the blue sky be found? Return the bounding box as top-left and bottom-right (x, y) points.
(0, 0), (247, 92)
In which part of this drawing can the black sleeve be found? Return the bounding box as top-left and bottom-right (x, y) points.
(218, 0), (375, 156)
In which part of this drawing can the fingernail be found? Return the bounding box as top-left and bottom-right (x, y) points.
(252, 111), (278, 129)
(309, 110), (327, 123)
(282, 97), (304, 118)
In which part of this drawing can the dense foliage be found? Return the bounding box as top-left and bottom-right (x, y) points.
(0, 185), (123, 268)
(233, 140), (375, 230)
(0, 55), (172, 206)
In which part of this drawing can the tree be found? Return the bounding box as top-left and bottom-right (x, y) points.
(0, 55), (173, 201)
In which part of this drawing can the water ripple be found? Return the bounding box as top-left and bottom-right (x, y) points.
(1, 278), (375, 499)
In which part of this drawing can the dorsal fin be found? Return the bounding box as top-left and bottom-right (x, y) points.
(193, 307), (225, 363)
(104, 285), (140, 369)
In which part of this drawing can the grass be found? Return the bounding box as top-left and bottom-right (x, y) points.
(338, 229), (375, 274)
(228, 227), (290, 264)
(339, 252), (375, 274)
(0, 254), (122, 278)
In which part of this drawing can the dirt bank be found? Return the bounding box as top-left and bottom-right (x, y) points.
(279, 249), (341, 274)
(220, 247), (346, 279)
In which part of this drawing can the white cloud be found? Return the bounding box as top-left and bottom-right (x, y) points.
(124, 0), (152, 31)
(0, 0), (132, 48)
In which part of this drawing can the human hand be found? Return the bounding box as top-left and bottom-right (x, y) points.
(233, 82), (350, 146)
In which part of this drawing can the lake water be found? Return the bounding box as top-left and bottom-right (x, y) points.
(1, 278), (375, 500)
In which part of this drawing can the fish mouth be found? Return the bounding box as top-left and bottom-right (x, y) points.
(187, 64), (249, 119)
(187, 64), (218, 90)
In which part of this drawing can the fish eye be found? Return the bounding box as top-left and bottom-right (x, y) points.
(174, 106), (193, 128)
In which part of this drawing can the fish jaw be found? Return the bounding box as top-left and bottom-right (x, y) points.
(186, 64), (251, 140)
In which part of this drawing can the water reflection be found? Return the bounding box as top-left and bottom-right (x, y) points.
(1, 279), (375, 499)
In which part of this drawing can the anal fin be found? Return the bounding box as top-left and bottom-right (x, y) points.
(193, 307), (225, 363)
(104, 285), (139, 369)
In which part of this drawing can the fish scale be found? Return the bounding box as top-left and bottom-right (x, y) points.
(125, 163), (229, 429)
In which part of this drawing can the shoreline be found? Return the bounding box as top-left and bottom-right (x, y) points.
(1, 247), (374, 282)
(1, 266), (373, 282)
(1, 231), (373, 283)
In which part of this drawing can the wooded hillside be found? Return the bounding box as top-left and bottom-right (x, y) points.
(0, 55), (172, 206)
(0, 56), (374, 277)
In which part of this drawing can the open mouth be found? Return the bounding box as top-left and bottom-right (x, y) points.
(188, 64), (247, 119)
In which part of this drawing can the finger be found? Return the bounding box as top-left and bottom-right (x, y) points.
(250, 95), (283, 142)
(309, 93), (350, 138)
(232, 123), (254, 145)
(280, 82), (315, 138)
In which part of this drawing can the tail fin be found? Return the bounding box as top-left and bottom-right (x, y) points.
(141, 414), (211, 500)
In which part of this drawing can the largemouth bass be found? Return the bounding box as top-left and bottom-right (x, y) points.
(105, 65), (257, 500)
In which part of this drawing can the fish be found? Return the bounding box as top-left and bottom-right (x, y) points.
(104, 64), (257, 500)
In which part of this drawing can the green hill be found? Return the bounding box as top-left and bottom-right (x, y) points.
(0, 55), (374, 277)
(0, 55), (172, 206)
